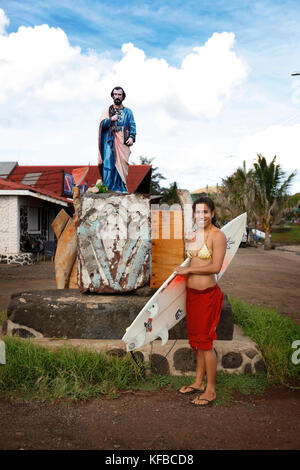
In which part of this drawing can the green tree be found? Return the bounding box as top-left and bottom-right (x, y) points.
(217, 156), (299, 249)
(253, 154), (296, 250)
(160, 181), (180, 205)
(217, 161), (257, 223)
(138, 156), (166, 195)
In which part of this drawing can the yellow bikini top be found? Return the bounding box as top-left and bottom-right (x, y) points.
(187, 226), (212, 260)
(187, 243), (212, 260)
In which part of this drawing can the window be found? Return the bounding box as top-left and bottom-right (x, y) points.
(27, 207), (41, 234)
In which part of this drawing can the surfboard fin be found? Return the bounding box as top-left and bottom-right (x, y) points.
(157, 327), (169, 346)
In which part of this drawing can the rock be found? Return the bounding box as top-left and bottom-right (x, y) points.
(133, 351), (144, 364)
(245, 349), (258, 359)
(7, 290), (150, 340)
(221, 352), (243, 369)
(254, 358), (267, 373)
(216, 295), (234, 340)
(173, 348), (196, 372)
(106, 348), (126, 358)
(0, 253), (36, 266)
(134, 286), (158, 297)
(6, 288), (235, 342)
(12, 328), (35, 338)
(244, 363), (253, 374)
(150, 353), (170, 375)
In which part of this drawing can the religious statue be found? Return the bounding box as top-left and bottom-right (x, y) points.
(98, 86), (136, 193)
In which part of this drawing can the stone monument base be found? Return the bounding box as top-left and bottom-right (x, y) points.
(4, 289), (234, 341)
(2, 288), (267, 375)
(2, 326), (266, 376)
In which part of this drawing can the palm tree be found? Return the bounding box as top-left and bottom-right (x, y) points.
(160, 181), (180, 205)
(253, 154), (296, 250)
(216, 161), (258, 224)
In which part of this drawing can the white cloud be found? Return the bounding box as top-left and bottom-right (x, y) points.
(0, 9), (9, 35)
(0, 17), (248, 115)
(237, 123), (299, 191)
(0, 9), (299, 194)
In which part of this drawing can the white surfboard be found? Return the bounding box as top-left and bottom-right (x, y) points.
(122, 212), (247, 352)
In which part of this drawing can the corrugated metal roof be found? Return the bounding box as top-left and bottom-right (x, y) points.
(0, 161), (18, 179)
(9, 164), (151, 195)
(0, 176), (71, 204)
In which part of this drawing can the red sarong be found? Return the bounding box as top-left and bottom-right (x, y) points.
(186, 284), (224, 351)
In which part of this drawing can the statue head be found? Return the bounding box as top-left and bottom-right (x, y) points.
(111, 86), (126, 106)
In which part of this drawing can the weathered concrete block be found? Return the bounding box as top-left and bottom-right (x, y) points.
(6, 290), (149, 340)
(5, 289), (234, 342)
(77, 192), (151, 293)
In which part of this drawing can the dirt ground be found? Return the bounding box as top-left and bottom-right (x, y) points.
(0, 245), (300, 451)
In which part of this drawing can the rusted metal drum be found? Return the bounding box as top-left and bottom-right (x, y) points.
(77, 192), (151, 293)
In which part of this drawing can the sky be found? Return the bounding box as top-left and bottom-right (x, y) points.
(0, 0), (300, 193)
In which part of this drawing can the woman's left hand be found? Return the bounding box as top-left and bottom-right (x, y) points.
(175, 266), (190, 275)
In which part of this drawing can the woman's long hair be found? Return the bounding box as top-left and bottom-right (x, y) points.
(192, 196), (218, 227)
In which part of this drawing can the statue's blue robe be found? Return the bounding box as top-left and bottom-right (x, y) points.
(99, 107), (136, 192)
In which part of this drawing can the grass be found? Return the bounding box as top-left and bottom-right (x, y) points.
(0, 337), (142, 402)
(0, 336), (270, 405)
(133, 371), (269, 406)
(270, 225), (300, 245)
(0, 298), (299, 403)
(231, 298), (300, 387)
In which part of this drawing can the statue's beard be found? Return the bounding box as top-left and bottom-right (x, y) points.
(114, 98), (122, 106)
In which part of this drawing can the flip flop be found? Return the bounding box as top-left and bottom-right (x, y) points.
(178, 386), (205, 395)
(190, 397), (216, 407)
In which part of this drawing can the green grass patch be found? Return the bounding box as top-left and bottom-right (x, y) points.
(270, 225), (300, 244)
(0, 336), (270, 405)
(131, 371), (269, 406)
(0, 337), (143, 402)
(231, 298), (300, 387)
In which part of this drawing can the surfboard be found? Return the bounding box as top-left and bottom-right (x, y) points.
(122, 212), (247, 352)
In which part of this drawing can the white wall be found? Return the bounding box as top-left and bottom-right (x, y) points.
(0, 195), (20, 253)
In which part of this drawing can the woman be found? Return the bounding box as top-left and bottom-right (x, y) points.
(175, 196), (226, 406)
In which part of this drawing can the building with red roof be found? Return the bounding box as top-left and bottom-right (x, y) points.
(0, 162), (152, 260)
(6, 164), (152, 197)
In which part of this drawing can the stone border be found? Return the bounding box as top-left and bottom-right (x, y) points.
(0, 253), (36, 266)
(3, 324), (266, 376)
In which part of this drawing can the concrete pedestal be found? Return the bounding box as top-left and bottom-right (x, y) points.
(77, 192), (151, 293)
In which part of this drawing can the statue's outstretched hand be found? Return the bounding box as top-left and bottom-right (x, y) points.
(126, 137), (134, 146)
